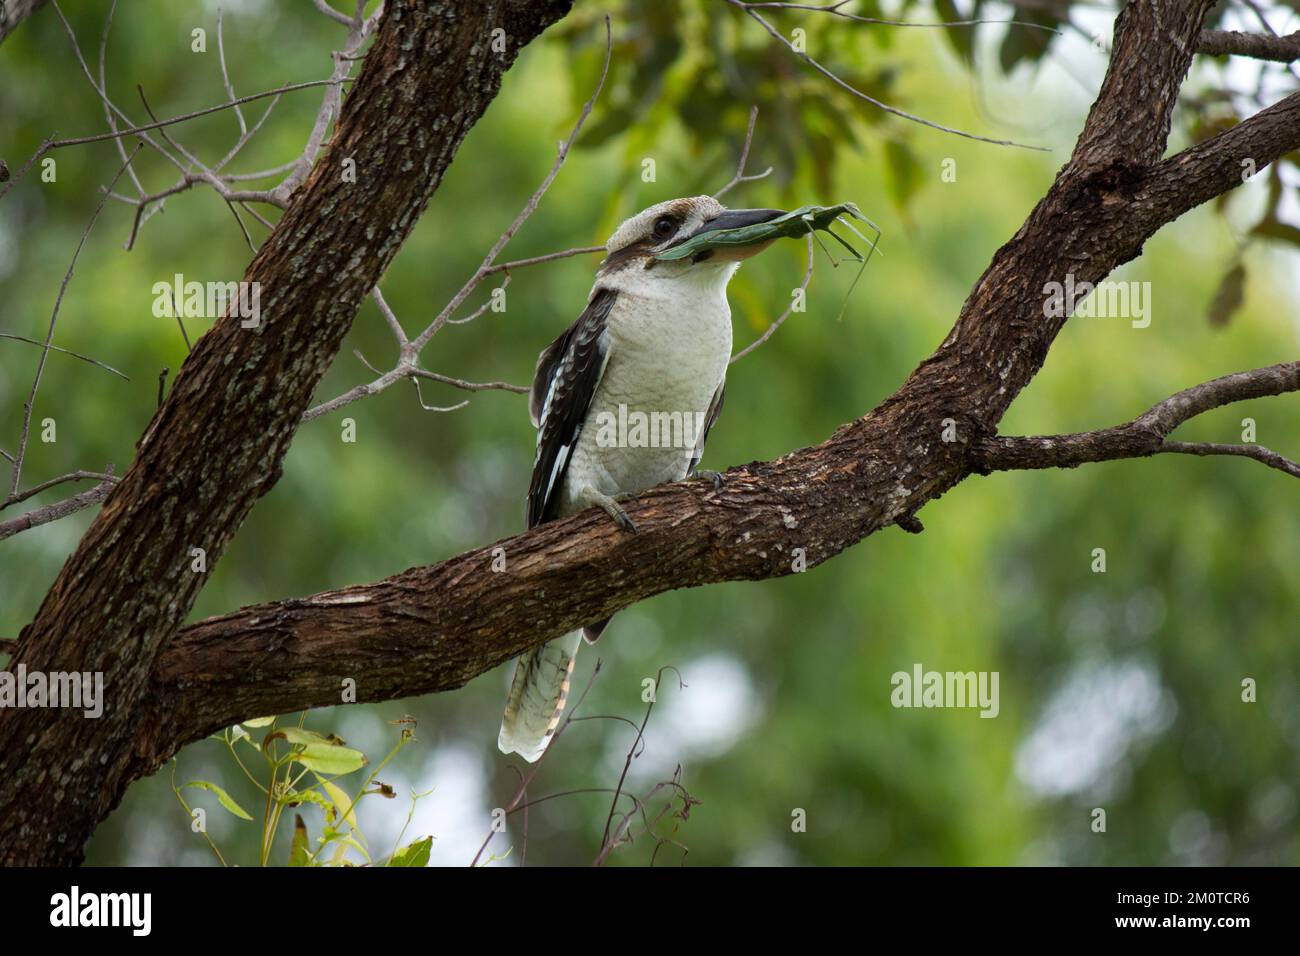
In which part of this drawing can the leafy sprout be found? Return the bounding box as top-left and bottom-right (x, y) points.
(171, 714), (430, 867)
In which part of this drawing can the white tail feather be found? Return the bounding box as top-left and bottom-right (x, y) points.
(497, 631), (583, 762)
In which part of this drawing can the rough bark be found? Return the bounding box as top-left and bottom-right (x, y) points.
(0, 0), (572, 866)
(1198, 28), (1300, 62)
(0, 476), (115, 541)
(974, 362), (1300, 472)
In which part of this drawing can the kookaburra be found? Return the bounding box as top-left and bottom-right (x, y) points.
(498, 195), (785, 762)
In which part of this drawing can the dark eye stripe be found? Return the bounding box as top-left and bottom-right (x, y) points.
(599, 238), (656, 272)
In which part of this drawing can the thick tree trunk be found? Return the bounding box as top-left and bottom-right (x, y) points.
(0, 0), (572, 867)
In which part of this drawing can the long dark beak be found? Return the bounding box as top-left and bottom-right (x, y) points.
(664, 207), (786, 262)
(689, 207), (785, 240)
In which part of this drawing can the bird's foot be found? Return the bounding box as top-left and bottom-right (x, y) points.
(693, 468), (725, 490)
(579, 484), (638, 533)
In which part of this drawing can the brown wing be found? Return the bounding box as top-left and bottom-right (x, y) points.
(686, 380), (726, 476)
(526, 289), (616, 528)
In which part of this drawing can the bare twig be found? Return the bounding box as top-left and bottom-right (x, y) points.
(312, 0), (355, 28)
(372, 287), (407, 345)
(3, 468), (118, 510)
(730, 233), (816, 363)
(74, 0), (371, 267)
(0, 333), (128, 380)
(713, 105), (774, 199)
(216, 10), (246, 137)
(410, 368), (527, 394)
(481, 245), (605, 276)
(445, 274), (513, 326)
(275, 3), (382, 203)
(97, 0), (148, 201)
(51, 0), (189, 181)
(0, 77), (355, 203)
(595, 665), (684, 864)
(738, 0), (1064, 32)
(135, 85), (283, 208)
(305, 15), (614, 423)
(300, 360), (526, 423)
(725, 0), (1047, 150)
(409, 378), (470, 414)
(469, 660), (607, 867)
(975, 362), (1300, 479)
(0, 474), (117, 542)
(1160, 440), (1300, 479)
(411, 17), (613, 353)
(112, 92), (283, 250)
(8, 146), (140, 499)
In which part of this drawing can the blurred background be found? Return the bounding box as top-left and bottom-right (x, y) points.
(2, 0), (1298, 866)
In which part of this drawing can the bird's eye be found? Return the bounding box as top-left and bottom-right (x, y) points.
(653, 216), (677, 239)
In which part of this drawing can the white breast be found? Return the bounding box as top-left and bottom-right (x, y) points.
(559, 262), (737, 513)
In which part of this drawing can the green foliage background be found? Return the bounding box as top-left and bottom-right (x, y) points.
(1, 0), (1297, 865)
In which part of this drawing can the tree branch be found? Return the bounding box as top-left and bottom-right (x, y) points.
(713, 105), (773, 199)
(2, 467), (118, 511)
(1198, 28), (1300, 62)
(973, 362), (1300, 476)
(0, 475), (117, 542)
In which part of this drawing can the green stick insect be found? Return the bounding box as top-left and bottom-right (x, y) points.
(655, 202), (882, 319)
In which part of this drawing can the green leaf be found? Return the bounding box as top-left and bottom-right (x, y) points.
(292, 743), (367, 776)
(998, 11), (1058, 74)
(289, 814), (312, 867)
(1252, 216), (1300, 247)
(263, 726), (337, 748)
(321, 779), (358, 829)
(242, 716), (276, 728)
(388, 836), (432, 868)
(331, 835), (371, 866)
(935, 0), (977, 63)
(280, 787), (336, 821)
(883, 140), (924, 213)
(1207, 262), (1245, 327)
(182, 780), (253, 821)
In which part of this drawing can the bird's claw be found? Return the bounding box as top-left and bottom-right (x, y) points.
(579, 485), (639, 534)
(693, 468), (725, 490)
(607, 504), (639, 534)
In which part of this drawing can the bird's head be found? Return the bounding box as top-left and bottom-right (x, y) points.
(596, 195), (785, 290)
